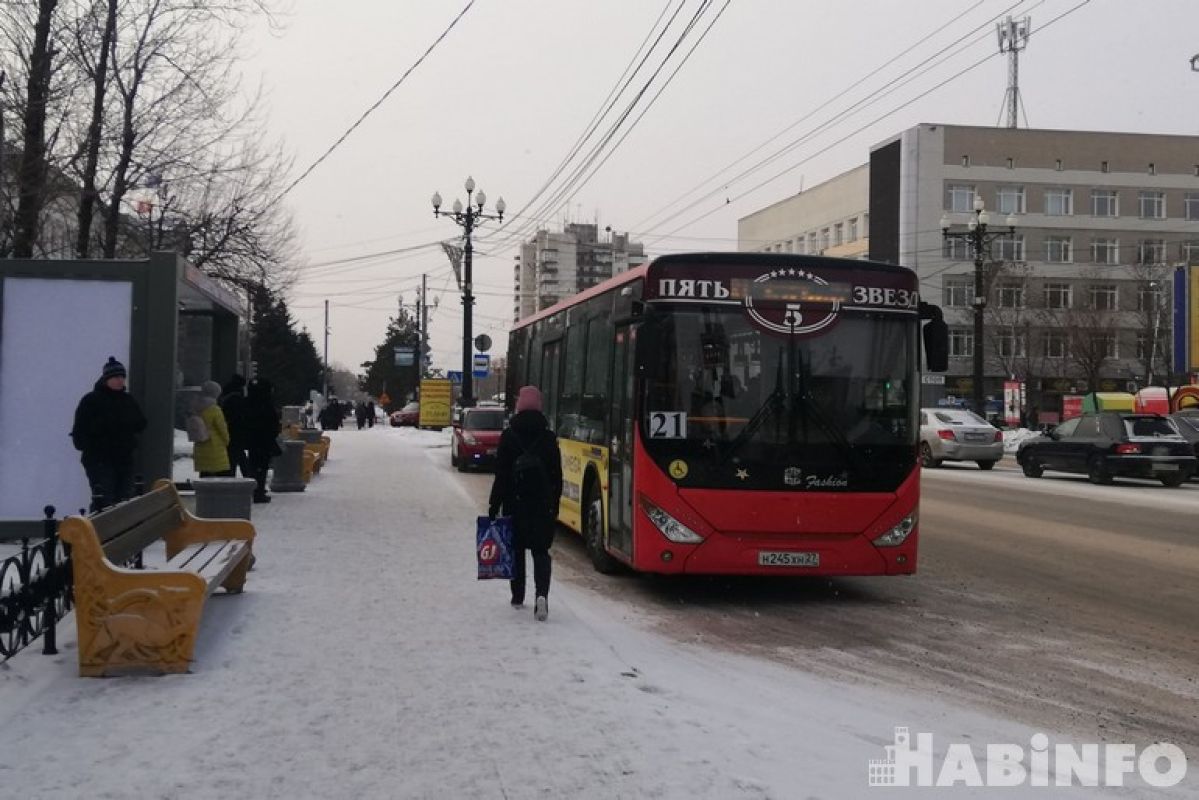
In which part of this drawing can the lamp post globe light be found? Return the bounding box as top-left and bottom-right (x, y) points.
(432, 176), (505, 408)
(940, 197), (1017, 420)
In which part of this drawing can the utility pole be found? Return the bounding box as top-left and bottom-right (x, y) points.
(420, 273), (429, 379)
(997, 16), (1031, 129)
(942, 198), (1018, 419)
(323, 299), (330, 398)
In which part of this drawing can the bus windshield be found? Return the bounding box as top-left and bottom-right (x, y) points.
(642, 308), (917, 492)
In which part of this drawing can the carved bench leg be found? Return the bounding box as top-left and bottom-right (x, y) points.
(221, 549), (253, 594)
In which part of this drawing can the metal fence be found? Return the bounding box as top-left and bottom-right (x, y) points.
(0, 507), (73, 661)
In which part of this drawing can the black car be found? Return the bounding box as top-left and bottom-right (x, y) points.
(1016, 412), (1196, 487)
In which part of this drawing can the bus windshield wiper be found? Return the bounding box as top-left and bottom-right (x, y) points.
(717, 353), (784, 466)
(789, 352), (873, 480)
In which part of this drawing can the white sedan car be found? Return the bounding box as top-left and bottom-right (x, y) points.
(919, 408), (1004, 470)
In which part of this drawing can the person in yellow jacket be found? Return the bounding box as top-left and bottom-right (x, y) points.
(192, 380), (232, 476)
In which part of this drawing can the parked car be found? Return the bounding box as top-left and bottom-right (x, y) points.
(919, 408), (1004, 469)
(1016, 412), (1196, 487)
(389, 401), (420, 427)
(451, 406), (506, 471)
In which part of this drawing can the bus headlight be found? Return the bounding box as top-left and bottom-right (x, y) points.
(639, 496), (704, 544)
(873, 512), (917, 547)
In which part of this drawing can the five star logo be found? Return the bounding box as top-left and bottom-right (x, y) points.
(735, 468), (749, 481)
(744, 268), (840, 336)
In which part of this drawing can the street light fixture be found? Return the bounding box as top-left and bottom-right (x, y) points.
(432, 176), (505, 408)
(941, 196), (1018, 418)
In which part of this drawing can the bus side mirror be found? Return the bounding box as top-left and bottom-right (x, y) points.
(919, 301), (949, 373)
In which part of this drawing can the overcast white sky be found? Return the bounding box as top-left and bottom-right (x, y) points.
(241, 0), (1199, 375)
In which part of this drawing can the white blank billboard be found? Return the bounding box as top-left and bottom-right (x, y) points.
(0, 277), (133, 518)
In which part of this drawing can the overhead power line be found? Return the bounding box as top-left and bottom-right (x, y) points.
(262, 0), (477, 212)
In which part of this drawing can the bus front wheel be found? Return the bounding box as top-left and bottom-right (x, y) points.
(584, 482), (622, 575)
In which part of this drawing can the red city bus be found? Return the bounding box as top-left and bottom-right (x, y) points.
(505, 252), (947, 576)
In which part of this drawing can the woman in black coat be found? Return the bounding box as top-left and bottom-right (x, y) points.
(243, 378), (283, 503)
(488, 386), (563, 621)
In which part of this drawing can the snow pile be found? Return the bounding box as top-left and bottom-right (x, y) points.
(0, 427), (1180, 798)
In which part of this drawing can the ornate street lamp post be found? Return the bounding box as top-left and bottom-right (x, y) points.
(432, 176), (505, 408)
(941, 197), (1017, 418)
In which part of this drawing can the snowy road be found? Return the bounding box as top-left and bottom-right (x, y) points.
(0, 427), (1191, 798)
(446, 436), (1199, 777)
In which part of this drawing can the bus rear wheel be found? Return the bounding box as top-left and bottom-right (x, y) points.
(584, 483), (621, 575)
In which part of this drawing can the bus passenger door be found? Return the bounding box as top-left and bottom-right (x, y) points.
(607, 325), (634, 558)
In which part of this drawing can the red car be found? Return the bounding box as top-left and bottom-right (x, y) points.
(389, 401), (420, 427)
(451, 407), (506, 471)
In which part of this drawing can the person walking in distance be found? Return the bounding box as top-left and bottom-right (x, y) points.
(191, 381), (232, 477)
(488, 386), (562, 621)
(71, 357), (147, 511)
(219, 374), (250, 477)
(243, 377), (283, 503)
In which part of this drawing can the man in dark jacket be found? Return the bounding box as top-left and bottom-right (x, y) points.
(488, 385), (563, 621)
(219, 374), (250, 478)
(244, 377), (283, 503)
(71, 357), (147, 511)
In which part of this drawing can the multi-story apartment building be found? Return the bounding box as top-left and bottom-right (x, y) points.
(737, 164), (870, 259)
(513, 223), (646, 320)
(738, 124), (1199, 420)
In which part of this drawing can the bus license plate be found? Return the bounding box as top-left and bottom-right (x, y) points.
(758, 551), (820, 567)
(1152, 463), (1178, 471)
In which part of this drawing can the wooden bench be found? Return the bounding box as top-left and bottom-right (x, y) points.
(57, 479), (254, 677)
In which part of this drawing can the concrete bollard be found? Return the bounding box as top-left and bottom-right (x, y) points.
(270, 439), (307, 492)
(193, 477), (257, 520)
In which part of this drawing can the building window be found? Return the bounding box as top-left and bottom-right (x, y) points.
(1137, 284), (1164, 313)
(1185, 193), (1199, 221)
(997, 331), (1027, 358)
(947, 184), (976, 212)
(862, 213), (869, 236)
(943, 238), (969, 260)
(961, 155), (970, 167)
(943, 280), (970, 307)
(807, 232), (817, 253)
(1138, 191), (1166, 219)
(1045, 188), (1073, 216)
(1091, 238), (1119, 265)
(1148, 163), (1156, 176)
(1043, 331), (1068, 359)
(996, 283), (1025, 308)
(1091, 190), (1118, 217)
(949, 330), (973, 357)
(1101, 160), (1109, 173)
(1046, 236), (1073, 263)
(995, 234), (1025, 262)
(1090, 284), (1118, 311)
(1055, 159), (1063, 171)
(1184, 242), (1199, 265)
(833, 223), (844, 247)
(1044, 282), (1073, 309)
(848, 217), (858, 242)
(1137, 239), (1167, 265)
(1099, 334), (1118, 359)
(1006, 157), (1014, 169)
(997, 186), (1026, 215)
(820, 228), (830, 251)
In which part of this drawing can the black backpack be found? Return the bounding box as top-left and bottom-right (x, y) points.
(511, 431), (551, 514)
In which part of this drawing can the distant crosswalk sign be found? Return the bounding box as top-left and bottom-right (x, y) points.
(472, 354), (489, 378)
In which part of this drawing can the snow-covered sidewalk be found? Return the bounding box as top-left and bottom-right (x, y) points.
(0, 427), (1184, 798)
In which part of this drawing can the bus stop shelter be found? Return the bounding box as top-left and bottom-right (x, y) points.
(0, 252), (246, 517)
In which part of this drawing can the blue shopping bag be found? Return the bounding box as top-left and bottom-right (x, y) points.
(476, 516), (515, 580)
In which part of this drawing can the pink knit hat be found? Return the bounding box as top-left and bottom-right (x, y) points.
(515, 385), (543, 413)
